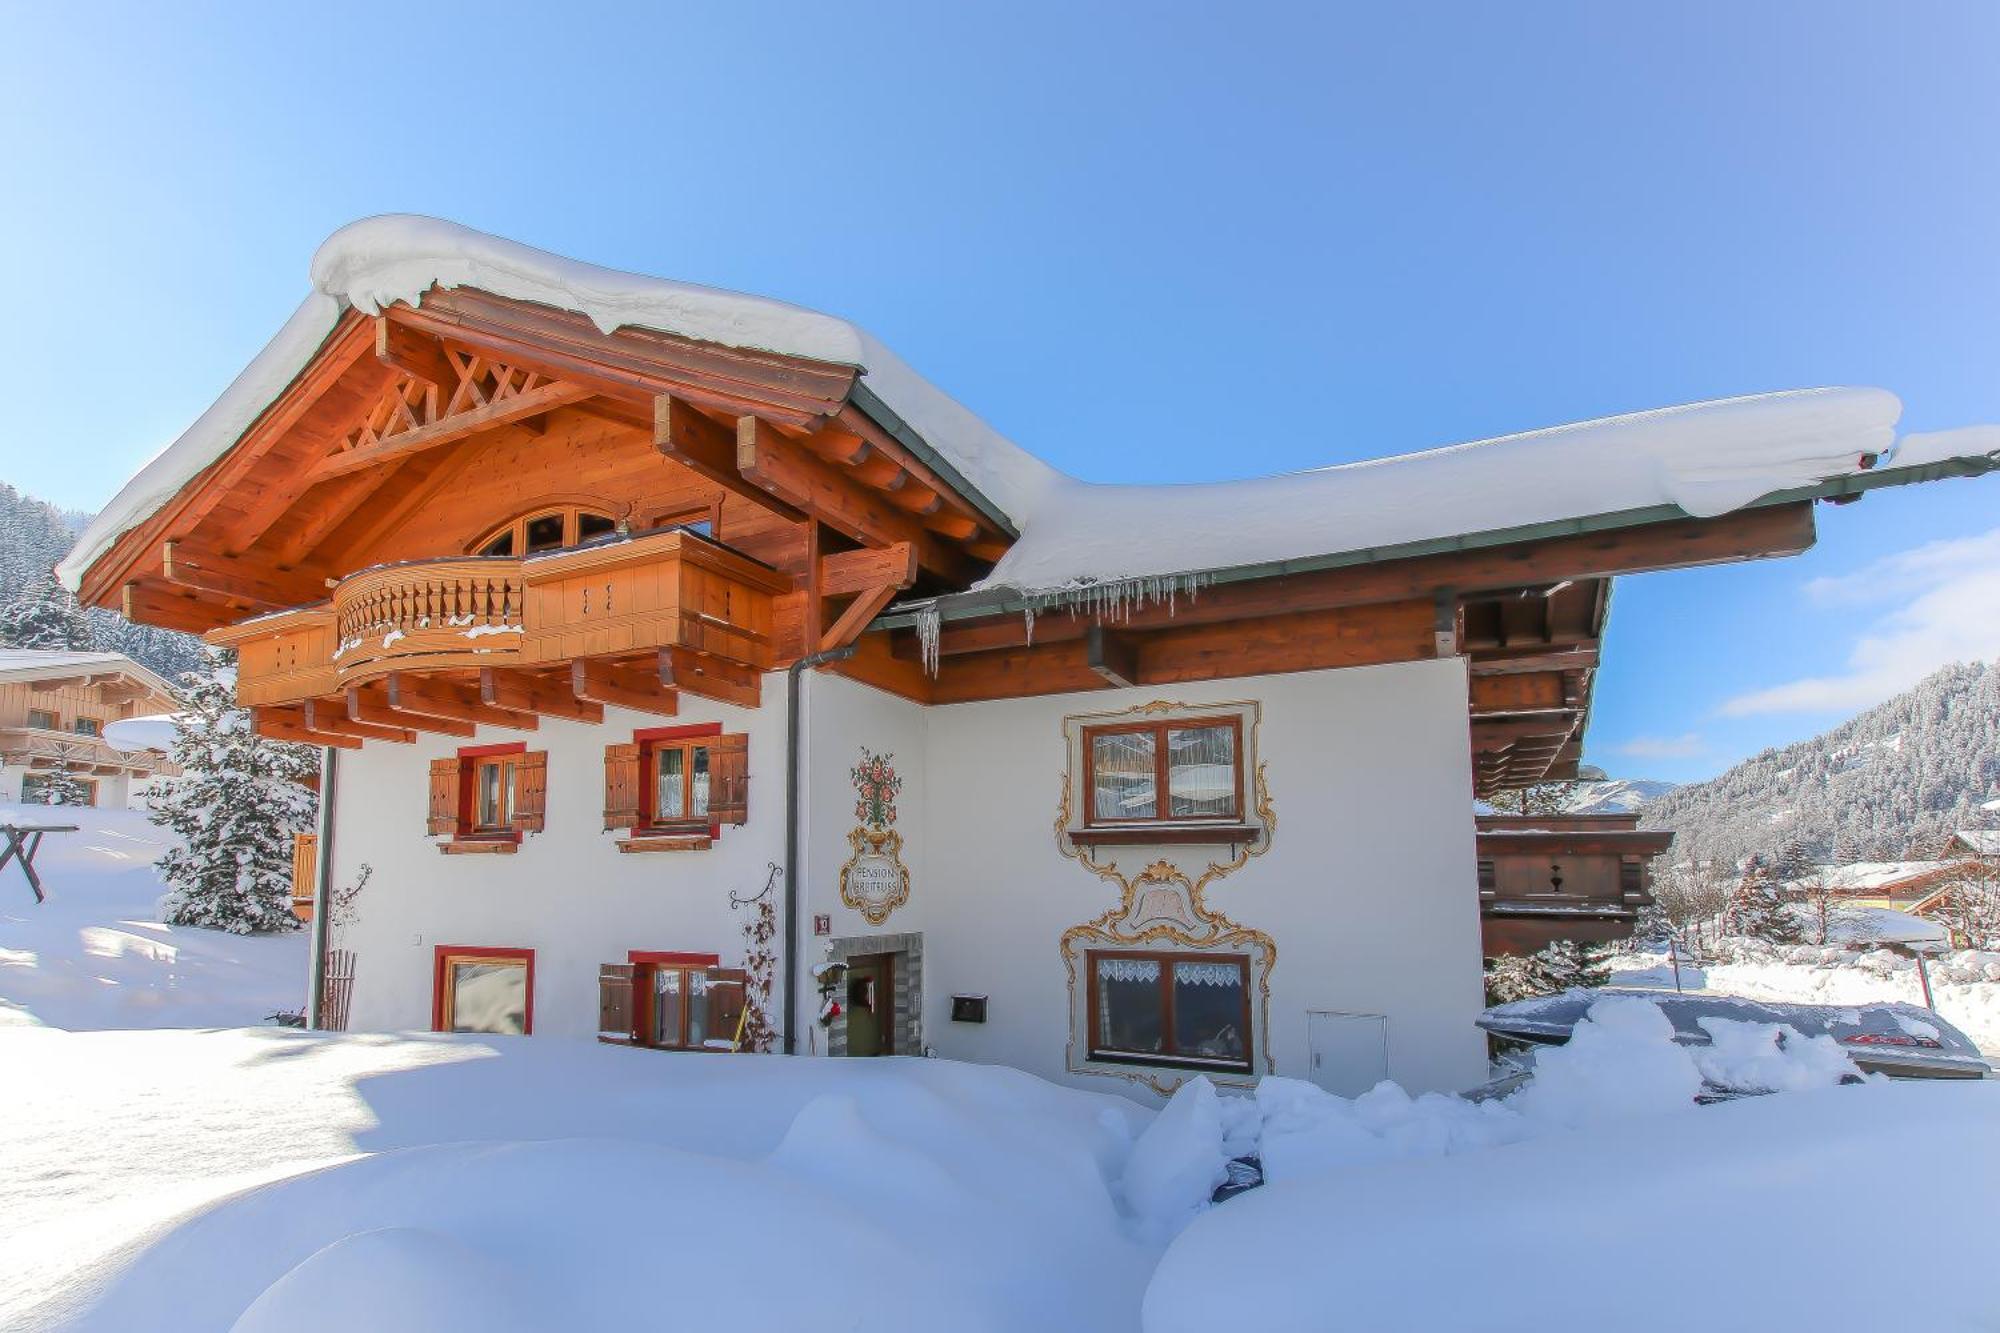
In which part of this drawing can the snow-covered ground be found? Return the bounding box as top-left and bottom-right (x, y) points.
(8, 996), (2000, 1331)
(0, 804), (308, 1030)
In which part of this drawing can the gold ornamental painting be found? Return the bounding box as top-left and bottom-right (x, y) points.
(839, 748), (910, 925)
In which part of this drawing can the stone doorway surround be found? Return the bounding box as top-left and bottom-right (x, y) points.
(823, 931), (923, 1057)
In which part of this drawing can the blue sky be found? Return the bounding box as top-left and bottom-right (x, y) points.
(3, 2), (1997, 783)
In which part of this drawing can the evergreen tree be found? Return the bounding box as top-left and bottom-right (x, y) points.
(28, 762), (91, 807)
(151, 669), (317, 934)
(1484, 937), (1614, 1004)
(0, 574), (94, 651)
(1731, 854), (1803, 944)
(1487, 779), (1582, 817)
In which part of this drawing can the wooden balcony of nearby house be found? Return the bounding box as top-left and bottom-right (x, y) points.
(0, 726), (180, 778)
(1475, 813), (1673, 956)
(208, 528), (794, 746)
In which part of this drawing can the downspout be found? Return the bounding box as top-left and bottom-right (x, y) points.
(306, 747), (338, 1028)
(783, 644), (856, 1054)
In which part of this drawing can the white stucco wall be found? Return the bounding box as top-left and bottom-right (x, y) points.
(327, 693), (788, 1038)
(325, 656), (1489, 1101)
(800, 658), (1490, 1100)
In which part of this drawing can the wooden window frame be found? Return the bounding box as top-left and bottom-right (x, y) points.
(455, 741), (527, 847)
(72, 716), (103, 737)
(1085, 948), (1253, 1075)
(636, 723), (723, 837)
(25, 708), (58, 731)
(471, 504), (619, 558)
(1080, 714), (1245, 829)
(628, 950), (722, 1050)
(432, 945), (535, 1035)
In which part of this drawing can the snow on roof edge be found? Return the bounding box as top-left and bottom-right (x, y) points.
(61, 214), (1064, 591)
(0, 649), (177, 697)
(59, 216), (2000, 601)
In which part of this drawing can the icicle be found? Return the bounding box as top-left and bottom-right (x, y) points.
(915, 606), (942, 677)
(1022, 603), (1036, 646)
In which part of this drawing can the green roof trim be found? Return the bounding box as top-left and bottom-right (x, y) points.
(871, 452), (1999, 632)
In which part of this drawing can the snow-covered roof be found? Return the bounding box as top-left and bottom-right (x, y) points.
(1954, 830), (2000, 856)
(0, 649), (174, 697)
(102, 712), (181, 754)
(58, 215), (2000, 598)
(1787, 861), (1953, 894)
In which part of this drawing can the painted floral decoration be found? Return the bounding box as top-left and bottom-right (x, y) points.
(851, 748), (903, 829)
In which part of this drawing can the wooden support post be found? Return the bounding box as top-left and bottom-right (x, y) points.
(1433, 591), (1459, 658)
(820, 585), (902, 653)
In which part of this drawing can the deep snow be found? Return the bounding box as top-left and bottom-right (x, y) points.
(9, 994), (1985, 1332)
(0, 804), (307, 1031)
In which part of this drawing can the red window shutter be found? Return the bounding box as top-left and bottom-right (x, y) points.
(705, 966), (747, 1051)
(710, 733), (749, 826)
(603, 742), (641, 830)
(512, 751), (548, 833)
(598, 963), (636, 1042)
(427, 757), (461, 836)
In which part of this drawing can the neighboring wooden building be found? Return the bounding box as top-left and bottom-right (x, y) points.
(58, 218), (2000, 1099)
(0, 650), (180, 809)
(1475, 814), (1673, 956)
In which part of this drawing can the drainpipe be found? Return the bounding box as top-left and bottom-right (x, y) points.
(306, 747), (338, 1028)
(784, 644), (856, 1054)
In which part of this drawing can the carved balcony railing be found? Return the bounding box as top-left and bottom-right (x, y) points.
(210, 529), (790, 709)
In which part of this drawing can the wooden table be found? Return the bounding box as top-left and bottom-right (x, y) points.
(1, 822), (78, 903)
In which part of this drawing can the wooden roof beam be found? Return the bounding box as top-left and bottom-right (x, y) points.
(736, 416), (973, 582)
(308, 378), (592, 483)
(657, 647), (761, 709)
(572, 659), (679, 718)
(480, 668), (604, 723)
(656, 395), (805, 519)
(253, 707), (364, 750)
(302, 698), (416, 743)
(385, 672), (538, 730)
(347, 683), (475, 737)
(374, 317), (456, 391)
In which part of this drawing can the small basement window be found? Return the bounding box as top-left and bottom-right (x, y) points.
(434, 947), (534, 1035)
(1083, 715), (1242, 826)
(1087, 949), (1252, 1075)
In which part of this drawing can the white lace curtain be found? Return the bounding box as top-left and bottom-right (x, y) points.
(1174, 960), (1242, 988)
(1096, 957), (1161, 984)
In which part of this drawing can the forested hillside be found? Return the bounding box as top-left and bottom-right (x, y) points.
(1639, 660), (2000, 867)
(0, 482), (208, 681)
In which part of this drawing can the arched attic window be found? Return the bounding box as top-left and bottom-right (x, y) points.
(472, 505), (620, 558)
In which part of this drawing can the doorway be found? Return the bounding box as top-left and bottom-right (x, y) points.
(844, 952), (894, 1057)
(823, 932), (924, 1058)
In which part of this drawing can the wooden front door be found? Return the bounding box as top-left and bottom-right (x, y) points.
(844, 953), (894, 1057)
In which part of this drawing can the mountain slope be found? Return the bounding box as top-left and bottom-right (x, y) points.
(1565, 778), (1677, 816)
(1640, 659), (2000, 866)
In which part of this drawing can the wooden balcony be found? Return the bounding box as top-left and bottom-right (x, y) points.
(210, 529), (791, 720)
(0, 727), (180, 777)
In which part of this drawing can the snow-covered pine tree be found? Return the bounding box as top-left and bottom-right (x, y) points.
(1483, 937), (1613, 1004)
(28, 758), (91, 807)
(1486, 779), (1580, 817)
(0, 573), (95, 651)
(152, 667), (318, 934)
(1731, 853), (1802, 944)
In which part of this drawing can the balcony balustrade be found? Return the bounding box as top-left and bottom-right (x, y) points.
(211, 529), (789, 710)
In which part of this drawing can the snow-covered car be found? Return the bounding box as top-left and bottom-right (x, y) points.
(1479, 988), (1992, 1082)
